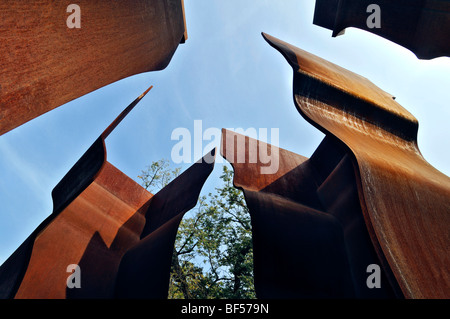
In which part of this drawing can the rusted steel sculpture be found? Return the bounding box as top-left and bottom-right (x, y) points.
(255, 32), (449, 298)
(221, 129), (400, 298)
(0, 0), (187, 136)
(313, 0), (450, 59)
(0, 87), (215, 299)
(0, 86), (153, 298)
(114, 149), (216, 299)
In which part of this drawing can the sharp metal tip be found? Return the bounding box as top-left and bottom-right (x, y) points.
(101, 84), (154, 139)
(139, 85), (153, 99)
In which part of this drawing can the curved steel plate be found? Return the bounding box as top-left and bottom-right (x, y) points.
(221, 129), (400, 298)
(264, 32), (450, 298)
(313, 0), (450, 59)
(114, 149), (216, 299)
(0, 87), (153, 298)
(0, 0), (186, 135)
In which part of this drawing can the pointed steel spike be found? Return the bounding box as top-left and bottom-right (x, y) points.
(101, 85), (153, 139)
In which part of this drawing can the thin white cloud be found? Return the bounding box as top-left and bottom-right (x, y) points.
(0, 139), (52, 199)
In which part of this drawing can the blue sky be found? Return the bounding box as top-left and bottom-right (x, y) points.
(1, 1), (449, 265)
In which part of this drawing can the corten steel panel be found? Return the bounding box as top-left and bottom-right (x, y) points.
(15, 162), (153, 299)
(0, 0), (187, 136)
(263, 33), (450, 298)
(221, 129), (399, 298)
(0, 86), (154, 298)
(114, 149), (216, 299)
(313, 0), (450, 59)
(0, 85), (216, 299)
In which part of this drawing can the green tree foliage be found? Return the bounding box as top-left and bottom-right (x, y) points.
(138, 159), (255, 299)
(138, 158), (181, 193)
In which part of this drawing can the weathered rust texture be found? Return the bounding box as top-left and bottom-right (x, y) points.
(313, 0), (450, 59)
(114, 149), (216, 299)
(15, 162), (153, 299)
(263, 32), (450, 298)
(0, 85), (215, 299)
(0, 0), (187, 136)
(221, 129), (399, 298)
(0, 87), (154, 299)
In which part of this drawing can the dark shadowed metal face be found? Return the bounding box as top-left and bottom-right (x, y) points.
(0, 87), (153, 298)
(114, 148), (216, 299)
(0, 86), (215, 299)
(313, 0), (450, 60)
(263, 33), (450, 299)
(221, 129), (400, 298)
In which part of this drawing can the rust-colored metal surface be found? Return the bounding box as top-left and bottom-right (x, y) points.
(0, 85), (216, 299)
(313, 0), (450, 59)
(0, 0), (187, 136)
(0, 87), (153, 299)
(114, 149), (216, 299)
(15, 162), (153, 298)
(263, 33), (450, 298)
(221, 129), (400, 298)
